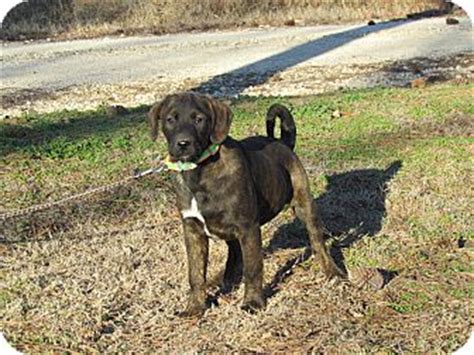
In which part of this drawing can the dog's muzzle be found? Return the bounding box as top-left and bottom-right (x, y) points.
(169, 134), (201, 162)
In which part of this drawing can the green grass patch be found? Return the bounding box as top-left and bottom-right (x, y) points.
(390, 289), (431, 314)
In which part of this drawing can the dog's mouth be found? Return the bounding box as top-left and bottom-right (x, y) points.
(168, 150), (200, 163)
(168, 139), (206, 163)
(176, 154), (195, 163)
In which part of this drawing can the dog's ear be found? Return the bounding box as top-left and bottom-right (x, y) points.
(207, 97), (233, 144)
(147, 101), (164, 141)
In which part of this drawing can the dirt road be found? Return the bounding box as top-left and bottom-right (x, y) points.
(1, 16), (472, 116)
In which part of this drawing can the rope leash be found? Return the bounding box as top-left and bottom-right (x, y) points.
(1, 144), (221, 221)
(0, 164), (166, 221)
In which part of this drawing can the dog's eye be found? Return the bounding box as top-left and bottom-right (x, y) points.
(194, 115), (204, 125)
(166, 116), (175, 123)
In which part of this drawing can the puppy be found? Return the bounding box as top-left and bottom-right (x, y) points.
(148, 93), (345, 316)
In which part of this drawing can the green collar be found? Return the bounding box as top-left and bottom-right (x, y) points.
(164, 143), (220, 172)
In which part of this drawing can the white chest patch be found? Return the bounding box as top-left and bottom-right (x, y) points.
(181, 197), (215, 238)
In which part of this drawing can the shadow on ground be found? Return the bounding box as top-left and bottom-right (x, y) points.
(366, 53), (473, 89)
(0, 105), (149, 156)
(263, 160), (403, 298)
(194, 20), (410, 97)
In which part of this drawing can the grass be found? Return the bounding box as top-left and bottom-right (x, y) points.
(1, 0), (448, 40)
(1, 83), (473, 352)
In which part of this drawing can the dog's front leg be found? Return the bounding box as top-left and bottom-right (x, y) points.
(180, 219), (209, 318)
(239, 225), (266, 313)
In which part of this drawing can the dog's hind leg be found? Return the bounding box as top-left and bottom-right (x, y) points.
(289, 159), (347, 280)
(239, 225), (266, 312)
(222, 240), (243, 293)
(180, 219), (209, 317)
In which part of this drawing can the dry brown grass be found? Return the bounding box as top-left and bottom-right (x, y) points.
(1, 0), (448, 40)
(1, 83), (472, 352)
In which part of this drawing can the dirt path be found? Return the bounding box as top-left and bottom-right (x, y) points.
(1, 16), (472, 117)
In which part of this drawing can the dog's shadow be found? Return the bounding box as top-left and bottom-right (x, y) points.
(263, 160), (402, 298)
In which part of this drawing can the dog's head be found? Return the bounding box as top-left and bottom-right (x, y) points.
(148, 93), (233, 162)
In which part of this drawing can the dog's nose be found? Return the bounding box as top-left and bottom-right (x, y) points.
(177, 139), (191, 149)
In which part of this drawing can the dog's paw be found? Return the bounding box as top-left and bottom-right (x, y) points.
(241, 298), (266, 314)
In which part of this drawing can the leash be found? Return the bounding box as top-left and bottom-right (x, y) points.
(0, 163), (166, 221)
(1, 143), (221, 221)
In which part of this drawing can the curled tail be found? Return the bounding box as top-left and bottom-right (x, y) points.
(266, 104), (296, 151)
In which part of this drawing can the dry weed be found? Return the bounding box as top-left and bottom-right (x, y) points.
(1, 0), (448, 40)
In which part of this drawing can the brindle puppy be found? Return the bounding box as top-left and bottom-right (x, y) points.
(148, 93), (346, 317)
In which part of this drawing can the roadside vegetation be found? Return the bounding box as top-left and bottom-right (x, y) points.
(1, 83), (472, 352)
(1, 0), (451, 40)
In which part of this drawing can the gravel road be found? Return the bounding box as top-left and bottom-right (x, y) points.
(1, 16), (472, 116)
